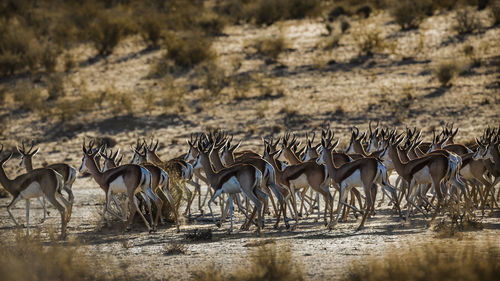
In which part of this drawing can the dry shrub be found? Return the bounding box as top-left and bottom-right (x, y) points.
(341, 20), (351, 33)
(354, 29), (385, 56)
(197, 12), (227, 36)
(454, 9), (481, 35)
(161, 175), (185, 222)
(225, 0), (321, 25)
(390, 0), (433, 30)
(14, 83), (45, 112)
(89, 13), (127, 56)
(201, 63), (229, 98)
(0, 233), (121, 281)
(159, 76), (187, 110)
(109, 90), (134, 116)
(491, 4), (500, 25)
(254, 36), (287, 61)
(434, 61), (459, 86)
(165, 33), (215, 69)
(344, 239), (499, 281)
(46, 73), (65, 101)
(139, 13), (163, 48)
(192, 242), (304, 281)
(0, 24), (39, 75)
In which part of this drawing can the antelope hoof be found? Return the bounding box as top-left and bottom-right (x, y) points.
(285, 223), (290, 229)
(273, 223), (279, 229)
(47, 211), (51, 216)
(39, 219), (45, 223)
(356, 226), (364, 231)
(216, 222), (222, 228)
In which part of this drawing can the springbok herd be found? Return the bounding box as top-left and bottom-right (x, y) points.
(0, 123), (499, 239)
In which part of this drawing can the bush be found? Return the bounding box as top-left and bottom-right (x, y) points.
(390, 0), (433, 30)
(40, 42), (59, 73)
(197, 12), (227, 36)
(354, 29), (385, 56)
(328, 6), (348, 22)
(192, 242), (304, 281)
(0, 25), (36, 75)
(14, 83), (45, 112)
(454, 9), (481, 35)
(165, 33), (215, 68)
(343, 239), (500, 281)
(139, 14), (163, 48)
(341, 20), (351, 33)
(246, 0), (321, 25)
(254, 36), (287, 61)
(492, 4), (500, 25)
(46, 73), (65, 101)
(89, 14), (125, 56)
(434, 61), (459, 86)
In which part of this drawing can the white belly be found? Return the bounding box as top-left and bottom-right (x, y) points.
(222, 176), (241, 194)
(343, 170), (362, 188)
(413, 167), (431, 184)
(20, 182), (43, 199)
(290, 174), (309, 190)
(109, 176), (128, 194)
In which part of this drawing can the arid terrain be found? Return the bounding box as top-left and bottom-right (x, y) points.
(0, 0), (499, 280)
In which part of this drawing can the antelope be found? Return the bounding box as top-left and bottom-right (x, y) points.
(317, 131), (401, 230)
(193, 138), (267, 233)
(0, 145), (70, 238)
(17, 141), (76, 220)
(220, 137), (285, 226)
(264, 140), (334, 229)
(79, 140), (154, 232)
(381, 135), (453, 223)
(100, 147), (165, 231)
(130, 141), (180, 231)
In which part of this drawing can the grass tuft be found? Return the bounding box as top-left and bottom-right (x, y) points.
(343, 239), (500, 281)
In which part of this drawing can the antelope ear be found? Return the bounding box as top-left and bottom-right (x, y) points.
(1, 152), (13, 164)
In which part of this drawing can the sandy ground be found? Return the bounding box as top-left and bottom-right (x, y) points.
(0, 173), (499, 280)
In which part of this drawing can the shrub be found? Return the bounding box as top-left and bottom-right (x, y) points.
(454, 9), (481, 35)
(356, 5), (372, 18)
(201, 63), (229, 98)
(390, 0), (433, 30)
(492, 4), (500, 25)
(343, 239), (500, 281)
(328, 6), (348, 22)
(434, 61), (459, 86)
(197, 12), (227, 36)
(354, 29), (385, 56)
(40, 42), (58, 73)
(341, 20), (351, 33)
(0, 25), (36, 75)
(254, 36), (287, 61)
(249, 0), (321, 25)
(139, 14), (163, 48)
(89, 14), (125, 56)
(46, 73), (65, 101)
(165, 33), (215, 69)
(14, 83), (45, 112)
(192, 242), (304, 281)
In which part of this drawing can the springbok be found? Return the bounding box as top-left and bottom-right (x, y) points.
(79, 140), (154, 232)
(17, 141), (76, 220)
(193, 138), (266, 234)
(0, 145), (69, 238)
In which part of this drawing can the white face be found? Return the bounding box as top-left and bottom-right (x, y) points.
(185, 146), (194, 161)
(79, 156), (88, 173)
(193, 153), (202, 169)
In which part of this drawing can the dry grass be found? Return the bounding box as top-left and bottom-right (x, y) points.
(163, 242), (187, 256)
(164, 33), (215, 69)
(0, 231), (123, 281)
(454, 9), (481, 35)
(492, 4), (500, 25)
(343, 239), (500, 281)
(192, 242), (304, 281)
(390, 0), (433, 30)
(254, 36), (288, 62)
(353, 28), (386, 56)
